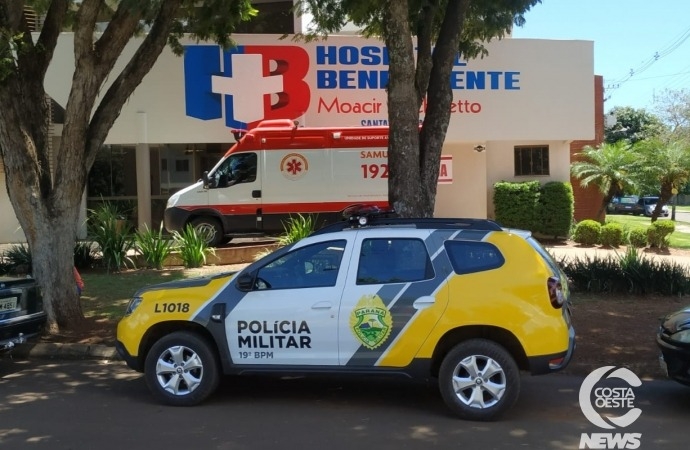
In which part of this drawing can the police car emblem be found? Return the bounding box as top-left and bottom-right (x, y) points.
(350, 294), (393, 349)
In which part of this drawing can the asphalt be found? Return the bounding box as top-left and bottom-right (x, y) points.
(6, 243), (690, 362)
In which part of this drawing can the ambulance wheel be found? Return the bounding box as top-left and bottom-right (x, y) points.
(191, 217), (224, 247)
(144, 331), (220, 406)
(438, 339), (520, 421)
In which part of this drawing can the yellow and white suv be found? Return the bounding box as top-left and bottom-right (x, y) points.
(116, 215), (574, 421)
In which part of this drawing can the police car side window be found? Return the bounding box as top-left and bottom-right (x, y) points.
(444, 241), (505, 275)
(357, 238), (433, 285)
(255, 240), (346, 290)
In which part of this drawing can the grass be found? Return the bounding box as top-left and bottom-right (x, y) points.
(80, 267), (231, 322)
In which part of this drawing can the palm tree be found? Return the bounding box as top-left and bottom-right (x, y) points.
(634, 139), (690, 222)
(570, 141), (638, 221)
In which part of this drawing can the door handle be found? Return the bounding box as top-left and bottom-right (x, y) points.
(413, 296), (436, 310)
(252, 190), (262, 198)
(311, 301), (332, 310)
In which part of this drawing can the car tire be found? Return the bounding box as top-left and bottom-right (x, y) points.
(438, 339), (520, 421)
(144, 331), (220, 406)
(191, 217), (224, 247)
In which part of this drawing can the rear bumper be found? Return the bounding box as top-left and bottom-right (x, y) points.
(528, 324), (576, 375)
(0, 312), (47, 351)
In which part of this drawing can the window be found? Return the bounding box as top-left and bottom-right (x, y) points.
(175, 159), (190, 172)
(255, 240), (346, 290)
(514, 145), (549, 176)
(357, 238), (434, 285)
(212, 153), (258, 188)
(445, 241), (505, 275)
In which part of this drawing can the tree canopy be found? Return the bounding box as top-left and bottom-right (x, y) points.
(604, 106), (665, 144)
(0, 0), (255, 330)
(570, 141), (638, 221)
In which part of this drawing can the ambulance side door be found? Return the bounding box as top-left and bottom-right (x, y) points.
(226, 236), (353, 366)
(208, 152), (262, 231)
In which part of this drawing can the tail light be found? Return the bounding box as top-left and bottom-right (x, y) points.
(547, 276), (565, 309)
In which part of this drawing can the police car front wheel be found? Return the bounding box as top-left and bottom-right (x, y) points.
(438, 339), (520, 421)
(144, 331), (220, 406)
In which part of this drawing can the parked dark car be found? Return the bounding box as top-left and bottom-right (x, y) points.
(657, 306), (690, 385)
(0, 276), (46, 352)
(607, 195), (641, 214)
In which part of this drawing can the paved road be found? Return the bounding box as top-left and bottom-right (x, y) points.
(1, 359), (689, 449)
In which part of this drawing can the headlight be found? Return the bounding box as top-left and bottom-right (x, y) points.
(671, 329), (690, 344)
(167, 192), (180, 208)
(125, 296), (143, 316)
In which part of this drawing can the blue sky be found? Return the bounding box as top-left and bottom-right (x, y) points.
(511, 0), (690, 113)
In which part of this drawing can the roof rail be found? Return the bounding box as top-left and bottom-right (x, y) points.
(311, 215), (503, 235)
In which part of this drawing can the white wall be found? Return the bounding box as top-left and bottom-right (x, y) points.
(435, 144), (488, 218)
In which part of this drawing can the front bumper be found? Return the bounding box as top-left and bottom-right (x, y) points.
(164, 207), (192, 234)
(116, 340), (143, 372)
(656, 334), (690, 385)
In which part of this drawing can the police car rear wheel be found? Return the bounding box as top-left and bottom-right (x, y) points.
(438, 339), (520, 421)
(191, 217), (224, 247)
(144, 331), (220, 406)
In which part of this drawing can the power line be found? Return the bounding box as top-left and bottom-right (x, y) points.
(605, 25), (690, 101)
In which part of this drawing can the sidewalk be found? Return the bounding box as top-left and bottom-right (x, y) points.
(7, 341), (119, 360)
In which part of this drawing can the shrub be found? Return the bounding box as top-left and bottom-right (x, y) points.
(536, 182), (574, 238)
(74, 241), (98, 269)
(88, 201), (135, 272)
(560, 249), (690, 296)
(3, 244), (32, 274)
(572, 220), (601, 245)
(600, 222), (625, 247)
(135, 223), (174, 269)
(493, 181), (540, 230)
(278, 214), (317, 246)
(173, 224), (215, 268)
(647, 221), (675, 248)
(627, 227), (648, 248)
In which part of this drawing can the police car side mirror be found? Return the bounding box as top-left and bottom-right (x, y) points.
(236, 273), (254, 291)
(202, 171), (210, 189)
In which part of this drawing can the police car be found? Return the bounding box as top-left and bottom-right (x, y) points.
(116, 213), (574, 421)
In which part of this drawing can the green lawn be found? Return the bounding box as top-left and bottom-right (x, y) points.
(80, 267), (232, 323)
(605, 214), (690, 249)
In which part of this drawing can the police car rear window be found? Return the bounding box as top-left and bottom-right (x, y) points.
(357, 238), (434, 285)
(445, 241), (505, 275)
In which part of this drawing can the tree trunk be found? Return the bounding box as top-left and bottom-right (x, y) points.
(30, 212), (85, 330)
(385, 0), (469, 218)
(0, 0), (182, 331)
(385, 1), (425, 218)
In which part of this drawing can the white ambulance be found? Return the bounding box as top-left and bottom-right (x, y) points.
(164, 119), (391, 246)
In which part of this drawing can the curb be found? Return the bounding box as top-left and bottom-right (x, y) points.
(7, 342), (120, 361)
